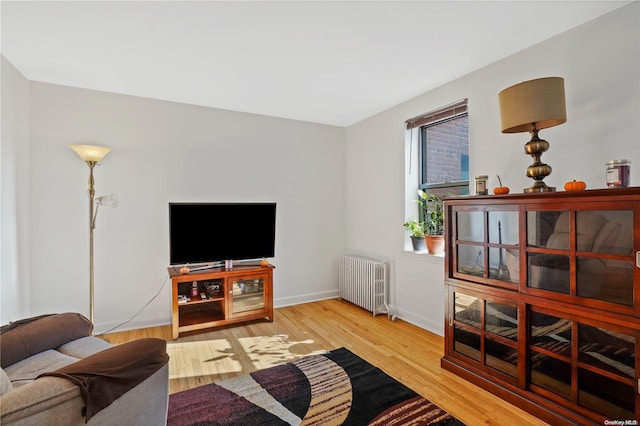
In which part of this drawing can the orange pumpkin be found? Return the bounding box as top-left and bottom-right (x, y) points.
(564, 180), (587, 191)
(493, 175), (510, 195)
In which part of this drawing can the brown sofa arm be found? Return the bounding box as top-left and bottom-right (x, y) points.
(0, 313), (93, 368)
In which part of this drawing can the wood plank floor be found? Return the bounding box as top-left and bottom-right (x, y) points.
(102, 298), (547, 425)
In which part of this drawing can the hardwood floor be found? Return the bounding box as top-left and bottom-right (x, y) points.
(102, 298), (547, 425)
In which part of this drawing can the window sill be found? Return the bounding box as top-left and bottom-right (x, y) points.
(400, 250), (444, 264)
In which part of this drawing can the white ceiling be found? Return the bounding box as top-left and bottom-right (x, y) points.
(1, 1), (629, 126)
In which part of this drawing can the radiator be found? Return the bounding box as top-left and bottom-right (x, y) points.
(339, 255), (390, 318)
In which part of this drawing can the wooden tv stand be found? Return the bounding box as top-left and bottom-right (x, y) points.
(168, 263), (274, 339)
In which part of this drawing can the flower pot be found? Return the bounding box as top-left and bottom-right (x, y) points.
(410, 236), (426, 251)
(424, 235), (445, 255)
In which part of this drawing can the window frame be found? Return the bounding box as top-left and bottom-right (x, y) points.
(418, 111), (470, 193)
(404, 99), (469, 249)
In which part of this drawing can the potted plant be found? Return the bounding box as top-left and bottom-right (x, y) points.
(418, 190), (445, 254)
(403, 218), (426, 251)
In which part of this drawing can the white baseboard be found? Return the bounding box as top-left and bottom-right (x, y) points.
(393, 308), (444, 336)
(94, 315), (171, 336)
(93, 290), (442, 336)
(274, 289), (339, 308)
(93, 290), (340, 335)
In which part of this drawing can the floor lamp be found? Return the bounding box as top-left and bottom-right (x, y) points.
(69, 144), (113, 325)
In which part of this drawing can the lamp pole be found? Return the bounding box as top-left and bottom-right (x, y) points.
(87, 161), (97, 324)
(69, 144), (112, 327)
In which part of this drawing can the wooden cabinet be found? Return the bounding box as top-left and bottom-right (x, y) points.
(169, 264), (274, 339)
(442, 187), (640, 425)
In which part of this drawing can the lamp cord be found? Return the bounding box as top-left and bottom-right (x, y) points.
(95, 274), (169, 337)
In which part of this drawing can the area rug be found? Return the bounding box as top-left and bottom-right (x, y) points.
(168, 347), (464, 426)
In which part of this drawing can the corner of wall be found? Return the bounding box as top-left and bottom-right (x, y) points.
(1, 55), (31, 324)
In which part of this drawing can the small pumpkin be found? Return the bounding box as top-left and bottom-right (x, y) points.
(260, 258), (270, 267)
(493, 175), (510, 195)
(564, 180), (587, 191)
(179, 266), (190, 274)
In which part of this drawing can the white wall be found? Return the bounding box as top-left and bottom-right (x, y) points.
(2, 3), (638, 335)
(1, 56), (31, 324)
(26, 83), (346, 333)
(346, 2), (640, 335)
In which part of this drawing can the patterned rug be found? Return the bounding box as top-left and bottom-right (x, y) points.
(168, 347), (464, 426)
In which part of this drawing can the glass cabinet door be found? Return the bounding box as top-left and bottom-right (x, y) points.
(575, 210), (634, 305)
(527, 209), (635, 306)
(577, 323), (635, 419)
(451, 290), (519, 382)
(488, 211), (519, 284)
(455, 210), (485, 277)
(529, 308), (636, 419)
(527, 210), (578, 295)
(453, 292), (482, 361)
(231, 276), (265, 315)
(454, 208), (519, 286)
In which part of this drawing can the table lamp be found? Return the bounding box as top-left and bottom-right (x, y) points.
(498, 77), (566, 193)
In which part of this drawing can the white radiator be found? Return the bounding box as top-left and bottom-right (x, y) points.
(339, 255), (390, 318)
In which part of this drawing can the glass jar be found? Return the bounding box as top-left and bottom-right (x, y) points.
(190, 282), (199, 298)
(606, 159), (630, 187)
(475, 175), (488, 195)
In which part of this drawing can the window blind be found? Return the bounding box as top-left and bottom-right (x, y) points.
(405, 99), (468, 130)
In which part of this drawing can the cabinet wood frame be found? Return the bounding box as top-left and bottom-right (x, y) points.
(442, 187), (640, 425)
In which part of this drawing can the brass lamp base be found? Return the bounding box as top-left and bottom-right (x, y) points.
(524, 182), (555, 193)
(523, 124), (555, 193)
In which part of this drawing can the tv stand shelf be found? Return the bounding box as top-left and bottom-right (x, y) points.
(179, 295), (225, 305)
(168, 263), (274, 339)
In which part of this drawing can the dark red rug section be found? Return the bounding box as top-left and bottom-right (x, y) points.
(167, 347), (465, 426)
(250, 362), (312, 419)
(169, 380), (288, 426)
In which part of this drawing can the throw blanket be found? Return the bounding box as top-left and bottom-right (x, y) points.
(40, 337), (169, 422)
(168, 347), (463, 425)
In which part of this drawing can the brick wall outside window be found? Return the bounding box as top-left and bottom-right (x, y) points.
(421, 114), (469, 200)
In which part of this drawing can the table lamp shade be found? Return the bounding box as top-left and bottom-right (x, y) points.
(499, 77), (566, 133)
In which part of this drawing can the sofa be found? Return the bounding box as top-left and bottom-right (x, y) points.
(0, 313), (169, 425)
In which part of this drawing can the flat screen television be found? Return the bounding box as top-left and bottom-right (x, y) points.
(169, 202), (276, 266)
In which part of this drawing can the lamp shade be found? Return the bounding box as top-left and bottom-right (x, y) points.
(69, 144), (112, 163)
(498, 77), (566, 133)
(95, 193), (119, 208)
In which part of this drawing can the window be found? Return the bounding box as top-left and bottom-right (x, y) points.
(406, 99), (469, 200)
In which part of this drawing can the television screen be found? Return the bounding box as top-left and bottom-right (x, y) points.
(169, 202), (276, 265)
